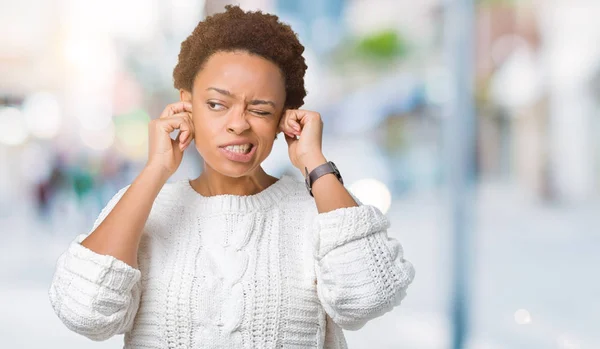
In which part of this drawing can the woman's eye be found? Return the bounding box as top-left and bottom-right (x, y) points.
(251, 110), (271, 117)
(207, 102), (226, 111)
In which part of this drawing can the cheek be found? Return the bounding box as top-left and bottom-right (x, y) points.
(254, 124), (278, 156)
(192, 110), (220, 139)
(190, 114), (217, 155)
(254, 120), (278, 138)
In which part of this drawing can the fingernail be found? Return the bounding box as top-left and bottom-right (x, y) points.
(293, 124), (300, 131)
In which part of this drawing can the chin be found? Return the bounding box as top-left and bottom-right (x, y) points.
(220, 166), (255, 178)
(207, 158), (261, 178)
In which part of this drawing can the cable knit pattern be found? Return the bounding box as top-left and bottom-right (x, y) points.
(48, 174), (414, 348)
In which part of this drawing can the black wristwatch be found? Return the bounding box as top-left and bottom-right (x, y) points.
(304, 161), (343, 197)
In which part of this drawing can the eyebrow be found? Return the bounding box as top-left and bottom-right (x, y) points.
(206, 87), (276, 108)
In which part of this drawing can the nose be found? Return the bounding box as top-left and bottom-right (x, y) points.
(226, 108), (251, 135)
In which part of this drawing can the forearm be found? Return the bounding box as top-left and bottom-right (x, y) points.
(303, 153), (358, 214)
(49, 242), (142, 340)
(81, 165), (169, 267)
(316, 231), (414, 330)
(312, 204), (415, 330)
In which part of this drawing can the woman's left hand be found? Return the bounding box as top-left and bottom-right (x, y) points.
(279, 109), (327, 172)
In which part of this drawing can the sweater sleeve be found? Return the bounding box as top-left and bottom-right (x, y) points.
(313, 199), (415, 331)
(48, 185), (142, 341)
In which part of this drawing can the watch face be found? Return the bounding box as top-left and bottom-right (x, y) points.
(304, 173), (313, 197)
(331, 162), (338, 173)
(330, 162), (343, 184)
(304, 170), (311, 190)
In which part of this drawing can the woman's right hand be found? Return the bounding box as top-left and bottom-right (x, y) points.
(146, 102), (195, 177)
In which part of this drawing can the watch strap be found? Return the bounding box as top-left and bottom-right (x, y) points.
(305, 161), (343, 197)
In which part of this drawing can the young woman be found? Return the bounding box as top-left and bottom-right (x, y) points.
(49, 6), (415, 349)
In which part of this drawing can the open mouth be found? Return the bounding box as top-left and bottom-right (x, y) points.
(218, 143), (257, 163)
(222, 143), (254, 154)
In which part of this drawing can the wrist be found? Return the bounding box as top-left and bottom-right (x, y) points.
(143, 162), (172, 183)
(300, 153), (327, 173)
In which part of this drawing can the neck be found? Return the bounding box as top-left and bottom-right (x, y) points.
(190, 164), (278, 197)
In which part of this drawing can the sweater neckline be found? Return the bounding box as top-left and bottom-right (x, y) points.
(179, 174), (297, 212)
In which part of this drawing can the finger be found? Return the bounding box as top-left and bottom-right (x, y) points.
(284, 132), (297, 146)
(160, 101), (193, 119)
(175, 116), (194, 149)
(278, 122), (295, 136)
(170, 101), (193, 115)
(157, 114), (192, 142)
(185, 112), (195, 141)
(177, 112), (195, 144)
(287, 117), (302, 134)
(170, 112), (194, 141)
(294, 109), (322, 128)
(279, 111), (301, 135)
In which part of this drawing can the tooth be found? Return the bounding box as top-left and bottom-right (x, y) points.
(225, 144), (251, 154)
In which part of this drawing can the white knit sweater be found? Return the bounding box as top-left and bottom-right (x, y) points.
(49, 174), (415, 348)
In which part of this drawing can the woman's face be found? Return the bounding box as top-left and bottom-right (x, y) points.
(181, 50), (286, 178)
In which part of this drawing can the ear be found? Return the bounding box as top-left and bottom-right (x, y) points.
(180, 89), (192, 103)
(277, 107), (288, 133)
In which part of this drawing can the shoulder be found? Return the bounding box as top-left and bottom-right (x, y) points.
(153, 178), (193, 211)
(107, 178), (192, 216)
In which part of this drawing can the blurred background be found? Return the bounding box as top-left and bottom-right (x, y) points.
(1, 0), (599, 348)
